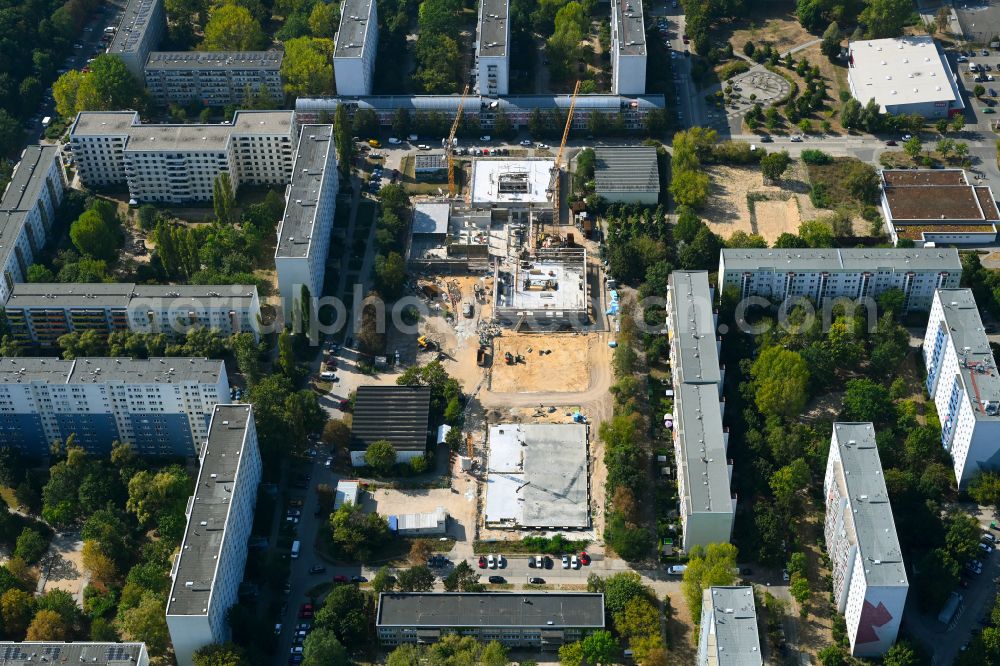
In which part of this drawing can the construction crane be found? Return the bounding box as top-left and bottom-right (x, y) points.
(447, 84), (471, 197)
(547, 80), (581, 234)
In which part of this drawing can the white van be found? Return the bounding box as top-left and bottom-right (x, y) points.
(667, 564), (687, 575)
(291, 540), (301, 559)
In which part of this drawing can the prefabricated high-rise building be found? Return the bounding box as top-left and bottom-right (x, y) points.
(144, 51), (284, 107)
(476, 0), (510, 96)
(697, 587), (763, 665)
(610, 0), (647, 94)
(824, 423), (908, 657)
(106, 0), (166, 80)
(924, 288), (1000, 487)
(333, 0), (379, 95)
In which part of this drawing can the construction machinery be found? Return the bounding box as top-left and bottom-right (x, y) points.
(447, 84), (471, 197)
(417, 336), (439, 351)
(548, 80), (581, 230)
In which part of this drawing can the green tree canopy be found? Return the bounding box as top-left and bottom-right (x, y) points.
(364, 440), (397, 473)
(681, 543), (738, 621)
(750, 347), (810, 418)
(202, 4), (266, 50)
(282, 37), (334, 96)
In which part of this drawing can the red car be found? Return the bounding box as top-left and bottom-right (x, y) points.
(478, 556), (487, 569)
(579, 552), (591, 565)
(334, 575), (349, 583)
(298, 603), (314, 619)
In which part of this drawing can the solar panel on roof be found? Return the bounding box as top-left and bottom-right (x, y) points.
(106, 646), (131, 661)
(41, 647), (61, 659)
(0, 647), (26, 660)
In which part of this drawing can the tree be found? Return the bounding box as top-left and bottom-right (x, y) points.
(193, 643), (248, 666)
(88, 55), (143, 110)
(580, 630), (618, 665)
(374, 251), (406, 301)
(760, 151), (791, 183)
(26, 609), (69, 641)
(308, 2), (340, 38)
(952, 114), (966, 132)
(315, 583), (369, 645)
(882, 641), (920, 666)
(821, 22), (841, 59)
(70, 209), (119, 261)
(480, 641), (509, 666)
(1, 589), (35, 638)
(82, 540), (117, 583)
(329, 502), (390, 562)
(946, 513), (982, 564)
(334, 104), (353, 177)
(282, 37), (335, 96)
(14, 528), (47, 564)
(322, 420), (351, 453)
(212, 173), (235, 224)
(903, 135), (923, 159)
(120, 592), (169, 654)
(371, 566), (397, 594)
(614, 595), (660, 639)
(559, 641), (585, 666)
(364, 440), (397, 474)
(670, 169), (710, 208)
(970, 471), (1000, 508)
(443, 560), (484, 592)
(602, 571), (651, 614)
(302, 628), (349, 666)
(861, 0), (915, 38)
(681, 543), (738, 621)
(770, 458), (811, 515)
(798, 219), (834, 247)
(843, 378), (893, 424)
(126, 466), (191, 528)
(750, 347), (810, 419)
(396, 565), (435, 592)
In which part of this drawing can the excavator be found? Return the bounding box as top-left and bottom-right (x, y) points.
(417, 335), (439, 351)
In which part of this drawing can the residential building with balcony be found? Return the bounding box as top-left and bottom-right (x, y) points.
(923, 288), (1000, 487)
(718, 248), (962, 312)
(107, 0), (166, 80)
(333, 0), (378, 95)
(476, 0), (509, 96)
(824, 422), (908, 657)
(0, 357), (228, 457)
(144, 51), (284, 107)
(667, 270), (733, 551)
(167, 404), (261, 665)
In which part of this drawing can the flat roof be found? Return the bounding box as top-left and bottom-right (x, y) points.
(108, 0), (161, 56)
(145, 51), (282, 70)
(0, 643), (148, 665)
(6, 283), (257, 309)
(702, 587), (763, 666)
(66, 357), (224, 385)
(0, 357), (74, 385)
(594, 146), (659, 194)
(334, 0), (375, 58)
(484, 423), (589, 528)
(0, 145), (60, 212)
(470, 159), (554, 205)
(414, 153), (447, 170)
(613, 0), (646, 56)
(275, 125), (334, 259)
(895, 223), (998, 240)
(70, 111), (294, 152)
(676, 383), (731, 516)
(831, 423), (908, 588)
(334, 480), (360, 510)
(668, 271), (720, 385)
(297, 94), (666, 114)
(935, 289), (1000, 420)
(350, 385), (431, 452)
(478, 0), (509, 57)
(848, 36), (958, 109)
(167, 405), (255, 616)
(377, 593), (605, 628)
(881, 169), (999, 222)
(394, 507), (447, 530)
(412, 202), (450, 235)
(70, 111), (138, 136)
(720, 247), (962, 272)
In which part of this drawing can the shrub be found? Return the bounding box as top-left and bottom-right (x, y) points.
(801, 149), (832, 165)
(809, 183), (831, 208)
(719, 61), (750, 80)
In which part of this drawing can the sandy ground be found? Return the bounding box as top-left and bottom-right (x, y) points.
(489, 333), (594, 393)
(703, 165), (803, 244)
(37, 532), (86, 601)
(725, 5), (813, 55)
(368, 481), (479, 547)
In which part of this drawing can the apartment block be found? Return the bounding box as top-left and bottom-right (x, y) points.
(69, 110), (297, 204)
(107, 0), (166, 80)
(5, 283), (261, 346)
(0, 145), (66, 302)
(924, 288), (1000, 487)
(476, 0), (509, 96)
(275, 125), (337, 317)
(0, 643), (148, 666)
(824, 423), (908, 657)
(667, 270), (733, 551)
(333, 0), (378, 95)
(144, 51), (284, 107)
(376, 593), (605, 648)
(167, 404), (261, 666)
(697, 587), (763, 666)
(0, 357), (228, 457)
(718, 248), (962, 312)
(610, 0), (646, 95)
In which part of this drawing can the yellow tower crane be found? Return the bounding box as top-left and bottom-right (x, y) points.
(447, 84), (471, 197)
(548, 80), (581, 234)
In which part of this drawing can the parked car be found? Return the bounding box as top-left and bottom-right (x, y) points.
(487, 575), (505, 584)
(479, 135), (492, 141)
(496, 554), (506, 568)
(298, 603), (314, 619)
(290, 647), (303, 655)
(562, 555), (571, 569)
(334, 575), (349, 583)
(667, 565), (687, 575)
(351, 575), (367, 583)
(274, 623), (282, 635)
(478, 555), (487, 568)
(980, 542), (994, 554)
(388, 137), (402, 144)
(759, 135), (773, 143)
(571, 554), (579, 569)
(528, 577), (545, 584)
(309, 565), (326, 574)
(520, 139), (533, 146)
(579, 552), (591, 565)
(544, 556), (553, 569)
(983, 107), (996, 114)
(782, 569), (790, 581)
(487, 554), (496, 568)
(528, 557), (536, 568)
(885, 140), (898, 146)
(790, 135), (803, 142)
(984, 532), (997, 544)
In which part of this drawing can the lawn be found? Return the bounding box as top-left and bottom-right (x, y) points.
(805, 157), (869, 209)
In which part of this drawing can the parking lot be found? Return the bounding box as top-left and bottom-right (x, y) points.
(947, 47), (1000, 127)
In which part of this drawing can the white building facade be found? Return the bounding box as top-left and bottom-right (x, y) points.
(476, 0), (510, 96)
(0, 357), (228, 458)
(69, 110), (298, 204)
(610, 0), (646, 95)
(333, 0), (378, 95)
(924, 289), (1000, 487)
(667, 271), (734, 551)
(167, 404), (262, 666)
(824, 423), (908, 658)
(144, 51), (284, 107)
(718, 248), (962, 312)
(0, 145), (66, 302)
(106, 0), (166, 80)
(275, 125), (338, 318)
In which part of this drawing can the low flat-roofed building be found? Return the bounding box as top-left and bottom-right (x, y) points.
(493, 247), (589, 329)
(610, 0), (647, 94)
(476, 0), (510, 96)
(880, 169), (999, 245)
(349, 385), (431, 466)
(697, 587), (763, 666)
(0, 643), (149, 666)
(333, 0), (378, 95)
(414, 152), (448, 174)
(274, 125), (337, 317)
(924, 288), (1000, 487)
(718, 247), (962, 312)
(390, 506), (448, 535)
(412, 202), (450, 235)
(593, 146), (659, 205)
(107, 0), (166, 79)
(376, 593), (605, 648)
(824, 422), (908, 657)
(847, 36), (963, 118)
(484, 423), (590, 529)
(144, 51), (284, 107)
(470, 159), (554, 206)
(166, 404), (262, 666)
(334, 479), (360, 510)
(5, 282), (261, 345)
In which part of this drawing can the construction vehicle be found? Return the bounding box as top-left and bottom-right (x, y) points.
(504, 351), (514, 365)
(447, 84), (471, 197)
(477, 346), (490, 367)
(417, 336), (439, 351)
(544, 80), (581, 238)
